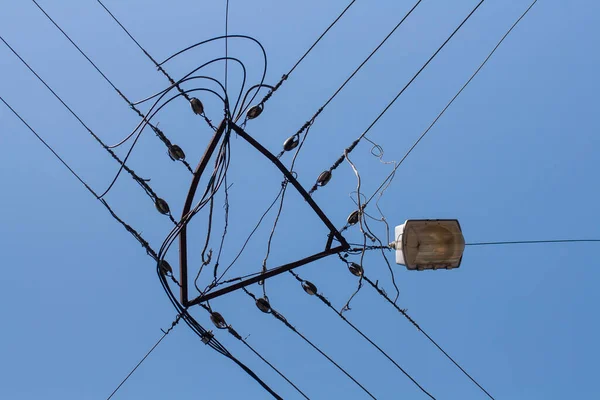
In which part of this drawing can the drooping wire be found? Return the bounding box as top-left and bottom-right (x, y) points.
(106, 313), (182, 400)
(30, 0), (193, 173)
(242, 288), (377, 399)
(288, 271), (436, 399)
(0, 34), (168, 208)
(258, 0), (359, 106)
(363, 0), (537, 208)
(198, 305), (311, 399)
(288, 0), (425, 158)
(157, 34), (268, 122)
(361, 273), (495, 399)
(309, 0), (486, 195)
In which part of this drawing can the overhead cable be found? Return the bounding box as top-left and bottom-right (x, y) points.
(243, 288), (377, 399)
(30, 0), (193, 173)
(466, 239), (600, 247)
(199, 305), (311, 399)
(291, 0), (425, 144)
(106, 314), (182, 400)
(0, 34), (173, 215)
(259, 0), (359, 105)
(363, 0), (538, 207)
(309, 0), (486, 195)
(288, 271), (436, 399)
(362, 274), (495, 399)
(95, 0), (218, 130)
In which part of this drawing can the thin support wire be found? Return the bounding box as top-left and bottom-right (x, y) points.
(106, 313), (182, 400)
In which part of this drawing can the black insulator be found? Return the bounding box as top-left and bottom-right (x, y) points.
(347, 210), (361, 226)
(246, 104), (263, 119)
(256, 297), (271, 313)
(348, 262), (364, 277)
(155, 198), (171, 215)
(283, 135), (299, 152)
(210, 312), (228, 329)
(201, 331), (214, 344)
(190, 97), (204, 115)
(159, 260), (172, 275)
(168, 145), (186, 161)
(316, 170), (332, 187)
(302, 281), (318, 296)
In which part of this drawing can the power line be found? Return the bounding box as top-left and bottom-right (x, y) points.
(199, 305), (311, 399)
(225, 0), (230, 94)
(0, 95), (97, 197)
(259, 0), (359, 105)
(106, 314), (181, 400)
(30, 0), (193, 173)
(291, 0), (425, 143)
(95, 0), (217, 130)
(242, 288), (377, 399)
(466, 239), (600, 247)
(288, 271), (436, 399)
(2, 94), (162, 261)
(362, 274), (495, 399)
(363, 0), (538, 207)
(310, 0), (486, 195)
(0, 34), (172, 211)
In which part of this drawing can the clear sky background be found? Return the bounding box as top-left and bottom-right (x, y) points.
(1, 1), (599, 399)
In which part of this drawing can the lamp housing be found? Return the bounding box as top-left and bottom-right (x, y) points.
(392, 219), (465, 271)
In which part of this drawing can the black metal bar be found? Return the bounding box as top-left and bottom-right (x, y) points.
(180, 120), (227, 306)
(189, 245), (347, 305)
(230, 123), (348, 248)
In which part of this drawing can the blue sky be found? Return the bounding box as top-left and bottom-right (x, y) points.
(1, 1), (599, 399)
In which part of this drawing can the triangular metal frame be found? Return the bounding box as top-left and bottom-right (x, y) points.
(179, 120), (349, 307)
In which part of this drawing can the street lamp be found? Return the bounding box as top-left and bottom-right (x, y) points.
(390, 219), (465, 271)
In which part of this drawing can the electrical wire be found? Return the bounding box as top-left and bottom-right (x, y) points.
(30, 0), (193, 172)
(289, 0), (424, 149)
(1, 94), (161, 261)
(258, 0), (359, 106)
(243, 288), (377, 399)
(157, 34), (268, 121)
(225, 0), (230, 94)
(157, 263), (284, 399)
(4, 58), (277, 397)
(0, 95), (97, 197)
(309, 0), (485, 195)
(106, 314), (182, 400)
(362, 274), (495, 399)
(199, 305), (311, 399)
(363, 0), (538, 208)
(288, 271), (436, 399)
(0, 34), (169, 208)
(95, 0), (220, 130)
(466, 239), (600, 247)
